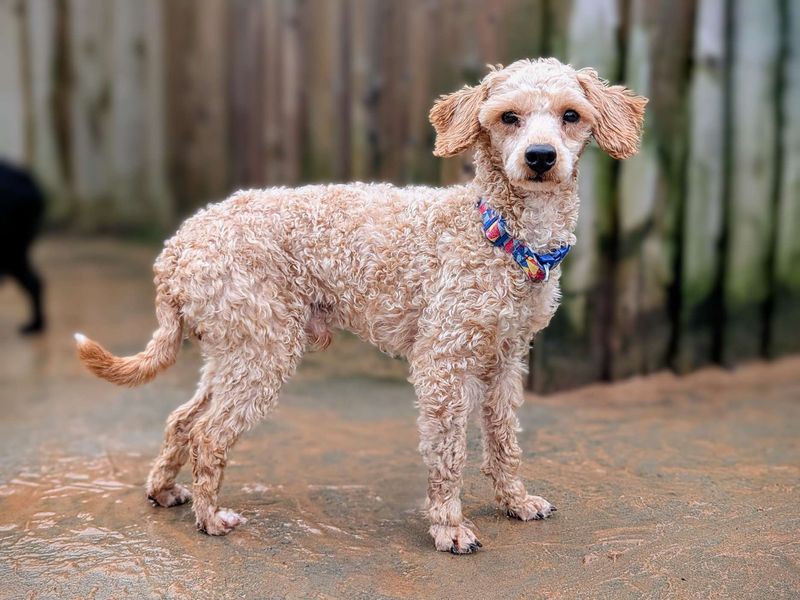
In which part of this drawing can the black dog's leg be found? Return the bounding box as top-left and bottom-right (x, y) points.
(9, 254), (45, 334)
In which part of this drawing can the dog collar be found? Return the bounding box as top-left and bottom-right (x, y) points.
(476, 198), (571, 282)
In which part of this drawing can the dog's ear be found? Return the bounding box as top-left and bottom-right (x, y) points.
(577, 69), (648, 160)
(429, 83), (487, 157)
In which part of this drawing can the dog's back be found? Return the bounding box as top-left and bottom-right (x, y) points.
(156, 182), (471, 358)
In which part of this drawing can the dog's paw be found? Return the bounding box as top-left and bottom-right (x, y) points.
(430, 523), (482, 554)
(197, 509), (247, 536)
(506, 495), (557, 521)
(147, 484), (192, 508)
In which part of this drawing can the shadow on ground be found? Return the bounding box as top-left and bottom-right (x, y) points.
(1, 237), (799, 599)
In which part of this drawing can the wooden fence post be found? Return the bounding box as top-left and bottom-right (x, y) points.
(676, 0), (727, 372)
(721, 0), (781, 364)
(25, 0), (72, 221)
(769, 0), (800, 356)
(610, 0), (695, 380)
(163, 0), (229, 216)
(227, 0), (266, 189)
(0, 0), (28, 166)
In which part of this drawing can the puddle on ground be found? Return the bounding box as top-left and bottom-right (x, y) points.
(0, 453), (215, 595)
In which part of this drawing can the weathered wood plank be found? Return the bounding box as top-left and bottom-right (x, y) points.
(107, 0), (171, 231)
(721, 0), (781, 364)
(140, 0), (172, 228)
(279, 0), (303, 184)
(301, 0), (337, 181)
(676, 0), (726, 372)
(227, 0), (266, 189)
(610, 0), (695, 380)
(403, 0), (441, 184)
(531, 0), (620, 392)
(25, 0), (71, 221)
(68, 0), (114, 229)
(375, 0), (410, 183)
(0, 0), (29, 165)
(163, 0), (229, 215)
(348, 0), (370, 182)
(769, 0), (800, 356)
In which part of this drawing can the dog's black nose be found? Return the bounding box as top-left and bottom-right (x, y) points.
(525, 145), (557, 174)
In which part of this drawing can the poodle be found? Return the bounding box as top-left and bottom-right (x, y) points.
(75, 58), (646, 554)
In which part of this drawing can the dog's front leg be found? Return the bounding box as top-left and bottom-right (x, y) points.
(480, 360), (557, 521)
(412, 359), (483, 554)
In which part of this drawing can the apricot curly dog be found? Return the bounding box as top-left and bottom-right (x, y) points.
(76, 58), (646, 554)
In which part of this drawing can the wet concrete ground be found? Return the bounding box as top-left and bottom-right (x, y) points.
(1, 237), (799, 599)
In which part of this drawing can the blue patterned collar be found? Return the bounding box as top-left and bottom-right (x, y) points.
(476, 198), (571, 282)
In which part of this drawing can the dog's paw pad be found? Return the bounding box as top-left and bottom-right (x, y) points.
(506, 495), (557, 521)
(430, 523), (481, 554)
(147, 484), (192, 508)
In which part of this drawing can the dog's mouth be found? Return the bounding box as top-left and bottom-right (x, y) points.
(526, 173), (559, 184)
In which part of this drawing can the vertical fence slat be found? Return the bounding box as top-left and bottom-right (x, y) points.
(109, 0), (145, 225)
(163, 0), (229, 215)
(109, 0), (171, 231)
(722, 0), (781, 364)
(404, 0), (440, 184)
(68, 0), (114, 229)
(26, 0), (71, 220)
(611, 0), (695, 380)
(141, 0), (171, 228)
(301, 0), (338, 182)
(769, 0), (800, 356)
(280, 0), (302, 185)
(0, 0), (27, 165)
(227, 0), (265, 189)
(676, 0), (726, 372)
(610, 0), (662, 379)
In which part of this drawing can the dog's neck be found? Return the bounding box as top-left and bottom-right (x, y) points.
(470, 147), (579, 252)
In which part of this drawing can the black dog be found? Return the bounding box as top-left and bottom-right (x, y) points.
(0, 160), (46, 334)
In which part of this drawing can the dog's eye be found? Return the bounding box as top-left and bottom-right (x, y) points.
(563, 109), (580, 123)
(501, 112), (519, 125)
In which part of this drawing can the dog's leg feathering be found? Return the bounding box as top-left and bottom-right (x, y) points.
(481, 363), (556, 521)
(146, 371), (212, 507)
(189, 317), (304, 536)
(412, 355), (483, 554)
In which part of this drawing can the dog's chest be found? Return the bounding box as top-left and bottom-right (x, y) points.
(498, 269), (562, 343)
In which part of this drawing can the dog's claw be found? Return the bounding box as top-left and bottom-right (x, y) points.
(506, 495), (556, 521)
(452, 541), (481, 554)
(551, 506), (558, 511)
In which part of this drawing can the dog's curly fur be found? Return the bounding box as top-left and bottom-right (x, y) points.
(76, 58), (646, 553)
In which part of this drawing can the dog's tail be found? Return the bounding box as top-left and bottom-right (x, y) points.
(74, 299), (183, 387)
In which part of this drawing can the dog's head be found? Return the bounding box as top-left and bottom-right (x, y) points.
(429, 58), (648, 189)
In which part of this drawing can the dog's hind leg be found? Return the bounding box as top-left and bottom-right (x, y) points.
(146, 368), (212, 507)
(480, 360), (556, 521)
(189, 321), (305, 536)
(9, 252), (44, 334)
